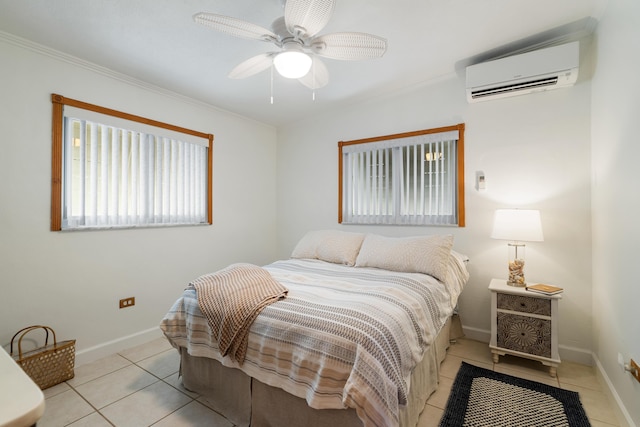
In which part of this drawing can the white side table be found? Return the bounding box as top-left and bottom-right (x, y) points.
(0, 346), (45, 427)
(489, 278), (561, 377)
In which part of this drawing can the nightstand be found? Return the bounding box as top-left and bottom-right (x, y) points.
(489, 278), (561, 377)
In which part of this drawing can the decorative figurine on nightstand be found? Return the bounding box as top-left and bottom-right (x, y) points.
(491, 209), (544, 286)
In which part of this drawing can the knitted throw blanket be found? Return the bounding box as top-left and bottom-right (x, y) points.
(192, 263), (288, 364)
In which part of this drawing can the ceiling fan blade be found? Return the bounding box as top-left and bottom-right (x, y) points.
(298, 57), (329, 89)
(228, 53), (275, 79)
(194, 12), (277, 42)
(311, 32), (387, 60)
(285, 0), (335, 38)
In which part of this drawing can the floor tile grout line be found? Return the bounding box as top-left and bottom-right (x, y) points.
(160, 375), (201, 399)
(73, 377), (165, 415)
(65, 411), (114, 427)
(557, 379), (605, 392)
(117, 343), (175, 365)
(80, 359), (195, 425)
(132, 361), (173, 381)
(127, 348), (194, 392)
(69, 375), (195, 427)
(63, 381), (116, 427)
(138, 362), (202, 400)
(147, 398), (220, 427)
(92, 378), (193, 425)
(70, 352), (176, 391)
(59, 349), (188, 425)
(147, 398), (195, 426)
(66, 361), (135, 388)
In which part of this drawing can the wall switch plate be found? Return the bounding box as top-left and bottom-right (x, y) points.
(476, 171), (486, 191)
(618, 352), (625, 369)
(119, 297), (135, 309)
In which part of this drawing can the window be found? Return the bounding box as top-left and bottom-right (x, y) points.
(339, 124), (465, 226)
(51, 94), (213, 231)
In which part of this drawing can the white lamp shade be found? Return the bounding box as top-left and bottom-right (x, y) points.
(491, 209), (544, 242)
(273, 51), (312, 79)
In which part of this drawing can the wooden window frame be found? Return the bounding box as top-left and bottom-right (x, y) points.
(338, 123), (465, 227)
(50, 93), (214, 231)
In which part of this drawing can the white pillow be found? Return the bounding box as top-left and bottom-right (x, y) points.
(445, 251), (470, 303)
(355, 233), (454, 281)
(291, 230), (365, 266)
(451, 250), (470, 264)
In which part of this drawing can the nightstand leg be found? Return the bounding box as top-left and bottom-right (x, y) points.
(492, 353), (499, 363)
(549, 366), (557, 378)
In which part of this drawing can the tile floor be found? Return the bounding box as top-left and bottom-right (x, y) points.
(39, 336), (622, 427)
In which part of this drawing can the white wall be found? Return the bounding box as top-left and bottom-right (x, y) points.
(277, 64), (593, 363)
(3, 9), (638, 425)
(0, 36), (278, 364)
(591, 0), (640, 425)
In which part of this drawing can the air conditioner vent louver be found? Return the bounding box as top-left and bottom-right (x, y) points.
(466, 42), (579, 103)
(471, 76), (559, 100)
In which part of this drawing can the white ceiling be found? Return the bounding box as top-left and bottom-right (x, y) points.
(0, 0), (608, 127)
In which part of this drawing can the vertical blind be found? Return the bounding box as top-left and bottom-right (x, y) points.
(62, 117), (208, 229)
(342, 130), (459, 225)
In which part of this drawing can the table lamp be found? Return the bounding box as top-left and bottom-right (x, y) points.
(491, 209), (544, 286)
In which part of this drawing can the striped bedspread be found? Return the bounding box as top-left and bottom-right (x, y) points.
(161, 258), (461, 427)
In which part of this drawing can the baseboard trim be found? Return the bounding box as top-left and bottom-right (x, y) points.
(593, 355), (636, 427)
(460, 325), (490, 343)
(74, 327), (163, 366)
(558, 344), (593, 366)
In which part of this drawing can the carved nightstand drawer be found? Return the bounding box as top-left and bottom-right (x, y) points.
(489, 279), (561, 377)
(497, 293), (551, 316)
(497, 312), (552, 358)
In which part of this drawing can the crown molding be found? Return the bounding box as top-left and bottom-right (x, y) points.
(0, 30), (275, 129)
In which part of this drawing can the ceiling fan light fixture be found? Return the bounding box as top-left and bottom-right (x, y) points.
(273, 50), (312, 79)
(194, 0), (387, 87)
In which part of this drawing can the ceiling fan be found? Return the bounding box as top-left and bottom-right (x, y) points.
(193, 0), (387, 90)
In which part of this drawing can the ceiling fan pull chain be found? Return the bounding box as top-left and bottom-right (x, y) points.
(312, 60), (316, 101)
(270, 65), (274, 105)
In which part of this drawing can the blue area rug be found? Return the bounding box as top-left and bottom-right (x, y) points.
(439, 362), (591, 426)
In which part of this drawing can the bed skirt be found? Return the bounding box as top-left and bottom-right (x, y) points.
(179, 317), (452, 427)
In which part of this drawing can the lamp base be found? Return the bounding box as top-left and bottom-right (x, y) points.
(507, 258), (526, 287)
(506, 280), (526, 287)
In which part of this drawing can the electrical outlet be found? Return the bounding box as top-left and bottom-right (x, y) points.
(630, 359), (640, 383)
(119, 297), (135, 309)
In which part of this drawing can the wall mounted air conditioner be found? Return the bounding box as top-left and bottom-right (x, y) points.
(466, 41), (579, 103)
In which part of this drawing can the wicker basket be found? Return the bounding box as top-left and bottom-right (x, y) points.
(10, 325), (76, 389)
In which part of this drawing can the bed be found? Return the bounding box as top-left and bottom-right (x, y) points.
(160, 230), (469, 427)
